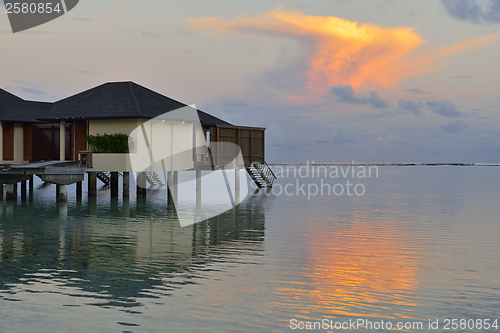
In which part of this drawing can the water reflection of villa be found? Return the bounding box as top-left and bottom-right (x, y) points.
(0, 194), (266, 308)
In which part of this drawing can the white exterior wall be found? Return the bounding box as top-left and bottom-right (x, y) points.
(132, 120), (198, 172)
(13, 123), (23, 162)
(89, 119), (141, 136)
(148, 121), (197, 171)
(89, 119), (143, 154)
(89, 118), (202, 172)
(92, 153), (133, 172)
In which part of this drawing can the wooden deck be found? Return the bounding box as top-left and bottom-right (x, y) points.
(2, 160), (81, 173)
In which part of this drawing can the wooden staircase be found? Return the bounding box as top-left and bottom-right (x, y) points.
(97, 171), (164, 188)
(96, 172), (111, 186)
(246, 162), (276, 188)
(145, 171), (165, 188)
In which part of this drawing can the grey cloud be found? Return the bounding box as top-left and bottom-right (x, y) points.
(140, 31), (159, 37)
(76, 70), (93, 74)
(3, 84), (46, 95)
(356, 110), (406, 120)
(399, 99), (424, 116)
(426, 99), (463, 117)
(332, 126), (359, 144)
(451, 75), (472, 78)
(284, 5), (309, 11)
(128, 29), (159, 37)
(405, 88), (434, 95)
(225, 103), (248, 107)
(16, 87), (45, 95)
(442, 0), (500, 23)
(329, 85), (389, 108)
(440, 120), (468, 133)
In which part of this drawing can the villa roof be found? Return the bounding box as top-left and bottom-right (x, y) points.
(0, 89), (51, 123)
(38, 81), (232, 126)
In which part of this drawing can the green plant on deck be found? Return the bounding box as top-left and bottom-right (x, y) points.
(84, 133), (132, 153)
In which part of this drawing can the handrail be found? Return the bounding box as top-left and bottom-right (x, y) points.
(207, 146), (215, 170)
(263, 161), (277, 181)
(253, 161), (276, 187)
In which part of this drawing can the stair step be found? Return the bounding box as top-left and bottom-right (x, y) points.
(140, 171), (165, 188)
(96, 172), (111, 186)
(246, 161), (276, 189)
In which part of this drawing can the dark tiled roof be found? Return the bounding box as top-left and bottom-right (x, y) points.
(38, 81), (232, 126)
(0, 89), (51, 123)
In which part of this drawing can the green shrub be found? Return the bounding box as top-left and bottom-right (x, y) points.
(84, 133), (131, 153)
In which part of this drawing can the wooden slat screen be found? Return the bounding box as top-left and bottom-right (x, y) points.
(214, 126), (265, 165)
(23, 124), (33, 162)
(32, 124), (71, 162)
(2, 122), (14, 161)
(74, 120), (87, 160)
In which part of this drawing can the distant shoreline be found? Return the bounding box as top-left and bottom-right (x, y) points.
(269, 163), (500, 167)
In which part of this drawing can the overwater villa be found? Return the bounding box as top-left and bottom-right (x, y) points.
(0, 82), (275, 202)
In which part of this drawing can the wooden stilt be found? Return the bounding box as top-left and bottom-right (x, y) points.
(123, 172), (130, 198)
(88, 172), (97, 197)
(110, 172), (119, 198)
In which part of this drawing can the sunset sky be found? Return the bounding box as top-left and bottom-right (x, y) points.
(1, 0), (500, 163)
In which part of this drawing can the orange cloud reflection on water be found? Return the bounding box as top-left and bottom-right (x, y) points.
(272, 216), (421, 320)
(190, 9), (499, 96)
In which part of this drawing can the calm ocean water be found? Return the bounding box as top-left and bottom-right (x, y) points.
(1, 166), (499, 332)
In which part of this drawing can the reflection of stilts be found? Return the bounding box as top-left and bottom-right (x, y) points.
(5, 183), (16, 201)
(110, 196), (119, 214)
(122, 197), (129, 218)
(196, 169), (201, 216)
(58, 201), (68, 218)
(21, 180), (27, 200)
(235, 168), (240, 206)
(245, 187), (273, 207)
(75, 195), (82, 215)
(5, 200), (14, 217)
(221, 169), (235, 208)
(167, 171), (178, 205)
(88, 196), (96, 216)
(166, 171), (178, 221)
(59, 222), (66, 262)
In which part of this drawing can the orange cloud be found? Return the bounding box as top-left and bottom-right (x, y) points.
(190, 9), (499, 95)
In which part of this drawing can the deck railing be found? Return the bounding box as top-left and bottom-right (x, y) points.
(253, 161), (277, 187)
